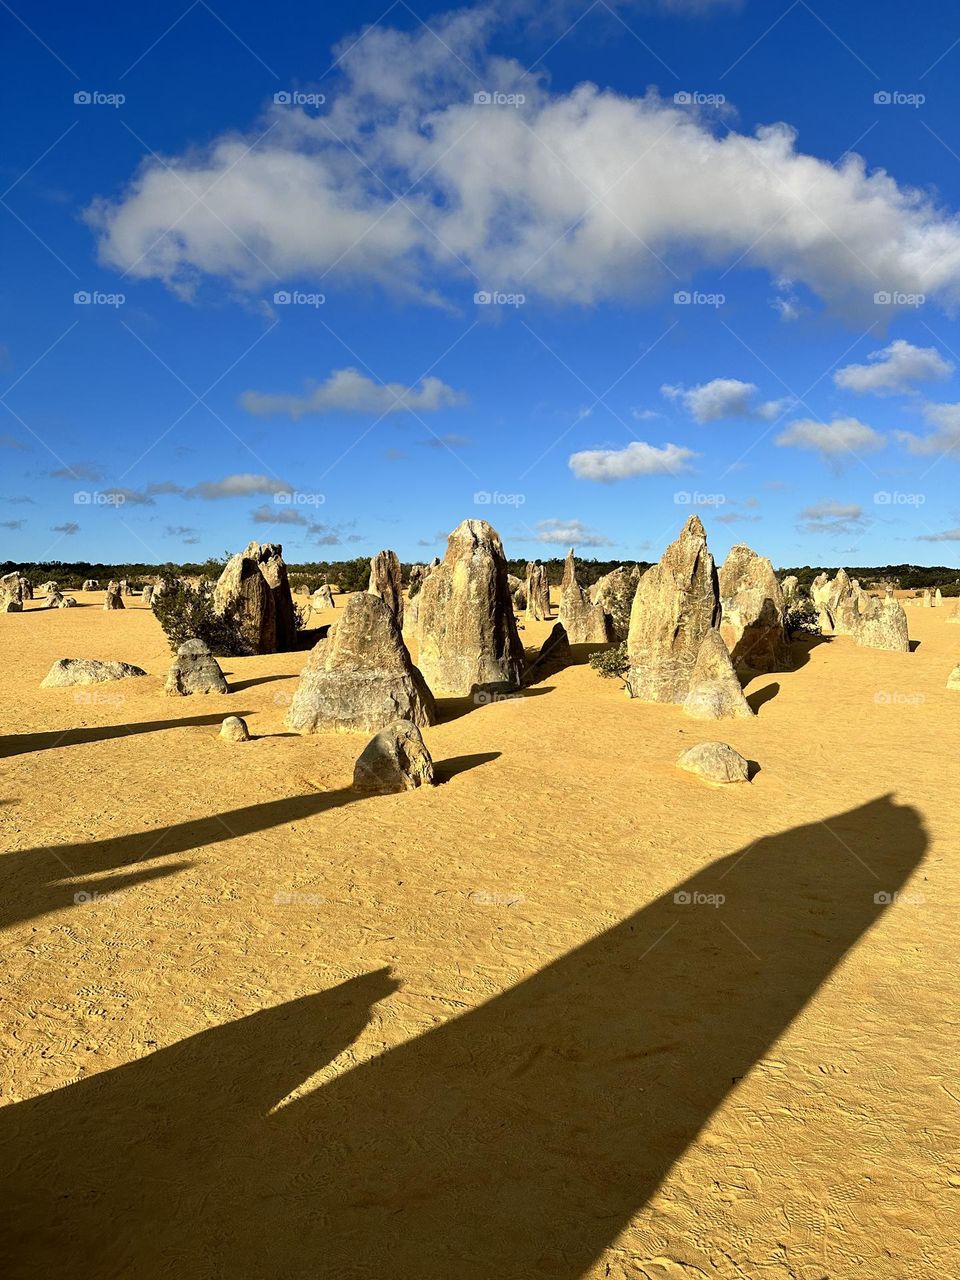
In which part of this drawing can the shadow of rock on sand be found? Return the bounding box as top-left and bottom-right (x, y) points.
(0, 795), (925, 1279)
(435, 686), (554, 724)
(746, 681), (780, 714)
(1, 753), (499, 933)
(0, 712), (254, 760)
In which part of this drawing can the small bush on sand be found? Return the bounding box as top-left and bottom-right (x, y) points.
(785, 597), (820, 636)
(151, 576), (247, 655)
(589, 640), (629, 680)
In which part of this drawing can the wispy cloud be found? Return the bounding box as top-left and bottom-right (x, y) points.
(797, 500), (868, 536)
(240, 369), (465, 420)
(51, 521), (80, 535)
(776, 417), (884, 457)
(534, 518), (613, 547)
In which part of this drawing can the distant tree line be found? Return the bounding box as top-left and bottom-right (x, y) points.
(5, 556), (959, 595)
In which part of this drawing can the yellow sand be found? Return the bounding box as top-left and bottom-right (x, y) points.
(0, 591), (956, 1278)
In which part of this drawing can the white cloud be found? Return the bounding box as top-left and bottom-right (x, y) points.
(896, 400), (960, 455)
(88, 13), (960, 312)
(188, 473), (292, 500)
(569, 439), (695, 480)
(535, 518), (613, 547)
(240, 368), (465, 420)
(834, 340), (953, 396)
(775, 416), (884, 456)
(917, 527), (960, 542)
(797, 500), (868, 535)
(662, 378), (790, 423)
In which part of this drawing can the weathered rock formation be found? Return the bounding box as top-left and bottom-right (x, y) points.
(524, 561), (551, 622)
(718, 544), (789, 675)
(82, 579), (99, 591)
(287, 592), (435, 733)
(682, 629), (755, 720)
(781, 575), (799, 604)
(369, 550), (404, 627)
(58, 596), (77, 608)
(0, 572), (23, 612)
(416, 519), (524, 695)
(854, 598), (910, 653)
(352, 719), (435, 794)
(558, 577), (612, 644)
(104, 582), (124, 610)
(589, 566), (635, 642)
(40, 658), (147, 688)
(220, 715), (250, 742)
(142, 585), (154, 607)
(561, 547), (576, 591)
(249, 542), (296, 650)
(213, 549), (275, 653)
(312, 584), (335, 610)
(627, 516), (721, 703)
(507, 574), (527, 611)
(677, 741), (750, 785)
(524, 622), (572, 685)
(44, 591), (64, 609)
(165, 638), (229, 695)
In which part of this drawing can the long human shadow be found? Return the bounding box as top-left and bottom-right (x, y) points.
(1, 754), (498, 932)
(0, 712), (254, 760)
(0, 795), (924, 1278)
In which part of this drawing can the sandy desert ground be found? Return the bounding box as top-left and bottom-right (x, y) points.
(1, 590), (957, 1279)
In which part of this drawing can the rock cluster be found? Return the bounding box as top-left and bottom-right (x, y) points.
(416, 519), (524, 695)
(213, 542), (295, 653)
(627, 516), (721, 703)
(287, 592), (435, 733)
(558, 569), (611, 644)
(165, 638), (229, 695)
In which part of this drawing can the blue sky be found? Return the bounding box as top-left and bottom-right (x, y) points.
(4, 0), (960, 567)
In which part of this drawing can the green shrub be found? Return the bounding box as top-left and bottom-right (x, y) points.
(151, 576), (247, 655)
(785, 597), (820, 636)
(589, 640), (629, 680)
